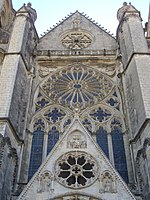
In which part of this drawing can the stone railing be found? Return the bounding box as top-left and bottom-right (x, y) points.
(37, 49), (116, 56)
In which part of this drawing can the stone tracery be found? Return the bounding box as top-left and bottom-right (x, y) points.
(89, 107), (112, 123)
(44, 107), (66, 123)
(41, 64), (114, 110)
(61, 31), (93, 50)
(55, 151), (99, 188)
(29, 62), (128, 185)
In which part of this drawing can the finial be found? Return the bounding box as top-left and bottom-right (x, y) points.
(123, 2), (127, 6)
(27, 2), (32, 7)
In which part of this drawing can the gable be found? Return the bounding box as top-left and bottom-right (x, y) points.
(18, 119), (135, 200)
(38, 12), (116, 51)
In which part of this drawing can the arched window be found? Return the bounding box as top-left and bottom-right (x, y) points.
(112, 127), (128, 183)
(47, 127), (59, 155)
(96, 127), (109, 158)
(28, 120), (44, 180)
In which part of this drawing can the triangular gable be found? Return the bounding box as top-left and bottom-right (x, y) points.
(38, 11), (116, 51)
(18, 118), (135, 200)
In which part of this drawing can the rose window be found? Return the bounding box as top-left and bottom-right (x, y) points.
(61, 31), (92, 50)
(42, 64), (113, 110)
(55, 151), (99, 188)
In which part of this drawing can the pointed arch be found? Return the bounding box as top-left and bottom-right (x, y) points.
(111, 126), (128, 183)
(47, 126), (59, 155)
(96, 127), (109, 158)
(28, 119), (45, 180)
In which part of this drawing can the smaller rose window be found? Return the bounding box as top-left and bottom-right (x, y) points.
(55, 152), (99, 188)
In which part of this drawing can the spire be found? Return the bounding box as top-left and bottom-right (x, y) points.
(117, 2), (138, 22)
(146, 1), (150, 37)
(17, 2), (37, 23)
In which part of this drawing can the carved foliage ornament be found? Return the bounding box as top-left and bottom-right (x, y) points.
(61, 31), (93, 50)
(55, 151), (99, 188)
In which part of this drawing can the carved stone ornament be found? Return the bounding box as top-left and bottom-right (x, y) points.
(99, 170), (117, 193)
(38, 65), (57, 78)
(136, 138), (150, 191)
(67, 131), (87, 149)
(54, 195), (99, 200)
(55, 151), (99, 188)
(61, 31), (93, 50)
(0, 122), (6, 136)
(37, 171), (54, 193)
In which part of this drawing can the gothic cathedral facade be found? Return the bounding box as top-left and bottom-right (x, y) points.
(0, 1), (150, 200)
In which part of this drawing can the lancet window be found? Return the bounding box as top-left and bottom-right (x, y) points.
(28, 119), (44, 180)
(96, 127), (109, 158)
(112, 126), (128, 183)
(47, 127), (59, 155)
(28, 105), (71, 179)
(28, 63), (129, 183)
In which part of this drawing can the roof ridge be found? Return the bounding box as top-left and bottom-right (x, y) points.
(79, 11), (115, 38)
(40, 11), (76, 38)
(40, 10), (115, 39)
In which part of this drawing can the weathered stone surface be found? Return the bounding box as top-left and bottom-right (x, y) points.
(1, 1), (150, 200)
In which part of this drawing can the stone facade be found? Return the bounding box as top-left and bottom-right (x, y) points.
(0, 1), (150, 200)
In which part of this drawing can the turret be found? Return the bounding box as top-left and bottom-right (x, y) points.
(117, 2), (148, 67)
(117, 2), (150, 199)
(8, 2), (37, 68)
(146, 2), (150, 37)
(0, 3), (38, 199)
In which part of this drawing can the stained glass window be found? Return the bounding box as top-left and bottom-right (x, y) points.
(35, 92), (49, 111)
(96, 127), (109, 158)
(90, 107), (111, 122)
(28, 127), (44, 180)
(82, 118), (92, 133)
(41, 64), (113, 110)
(36, 98), (49, 111)
(63, 118), (72, 129)
(112, 127), (129, 183)
(44, 108), (65, 123)
(47, 127), (59, 155)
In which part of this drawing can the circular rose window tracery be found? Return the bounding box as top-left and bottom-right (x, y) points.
(41, 64), (114, 110)
(55, 151), (99, 188)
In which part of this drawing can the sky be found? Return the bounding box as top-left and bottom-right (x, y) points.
(12, 0), (149, 36)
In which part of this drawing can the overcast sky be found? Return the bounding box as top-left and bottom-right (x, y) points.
(13, 0), (149, 36)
